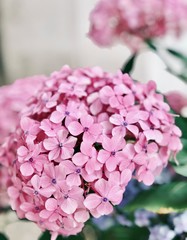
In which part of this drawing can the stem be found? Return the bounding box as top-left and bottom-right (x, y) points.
(0, 206), (11, 213)
(146, 40), (187, 83)
(121, 53), (137, 74)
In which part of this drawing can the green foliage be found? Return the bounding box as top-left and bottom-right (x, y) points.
(166, 49), (187, 83)
(145, 39), (157, 51)
(175, 116), (187, 139)
(121, 53), (137, 74)
(38, 231), (51, 240)
(167, 49), (187, 63)
(0, 233), (8, 240)
(39, 231), (84, 240)
(125, 182), (187, 213)
(99, 226), (149, 240)
(38, 225), (150, 240)
(145, 40), (187, 83)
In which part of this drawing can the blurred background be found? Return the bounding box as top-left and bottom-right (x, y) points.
(0, 1), (187, 239)
(0, 0), (187, 94)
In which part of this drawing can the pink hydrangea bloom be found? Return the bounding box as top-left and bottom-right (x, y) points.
(1, 65), (182, 239)
(89, 0), (187, 50)
(0, 75), (46, 207)
(0, 76), (45, 144)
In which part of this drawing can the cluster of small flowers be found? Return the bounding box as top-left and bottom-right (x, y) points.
(149, 225), (175, 240)
(0, 76), (46, 144)
(0, 76), (46, 207)
(1, 65), (182, 239)
(173, 211), (187, 234)
(135, 209), (187, 240)
(89, 0), (187, 50)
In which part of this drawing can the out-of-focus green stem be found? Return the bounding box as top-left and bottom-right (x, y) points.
(146, 39), (187, 83)
(121, 53), (137, 74)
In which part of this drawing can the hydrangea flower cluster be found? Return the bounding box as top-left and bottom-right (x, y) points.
(149, 225), (176, 240)
(89, 0), (187, 50)
(2, 65), (182, 239)
(0, 76), (46, 144)
(0, 76), (46, 207)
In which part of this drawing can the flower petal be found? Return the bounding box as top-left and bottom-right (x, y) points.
(68, 121), (83, 136)
(61, 198), (78, 214)
(84, 194), (101, 210)
(20, 162), (34, 176)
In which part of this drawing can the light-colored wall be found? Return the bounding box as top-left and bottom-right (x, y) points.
(1, 0), (187, 94)
(0, 0), (129, 82)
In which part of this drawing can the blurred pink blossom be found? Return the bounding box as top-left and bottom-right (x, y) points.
(0, 75), (46, 207)
(0, 76), (46, 144)
(89, 0), (187, 50)
(166, 91), (187, 114)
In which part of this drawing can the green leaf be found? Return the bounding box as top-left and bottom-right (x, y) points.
(0, 206), (11, 213)
(121, 53), (137, 74)
(64, 235), (84, 240)
(173, 164), (187, 177)
(175, 116), (187, 138)
(172, 139), (187, 177)
(38, 231), (84, 240)
(145, 39), (157, 51)
(99, 226), (149, 240)
(167, 49), (187, 63)
(125, 182), (187, 213)
(166, 49), (187, 83)
(0, 233), (8, 240)
(38, 231), (50, 240)
(145, 41), (187, 83)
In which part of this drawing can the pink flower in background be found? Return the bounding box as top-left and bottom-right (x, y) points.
(0, 75), (45, 144)
(166, 91), (187, 114)
(89, 0), (187, 50)
(0, 76), (45, 207)
(0, 66), (181, 239)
